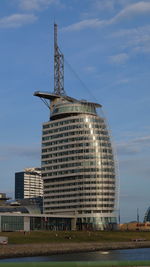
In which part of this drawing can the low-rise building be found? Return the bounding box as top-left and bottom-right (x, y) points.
(119, 221), (150, 231)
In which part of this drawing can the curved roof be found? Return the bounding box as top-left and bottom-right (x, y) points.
(34, 91), (102, 108)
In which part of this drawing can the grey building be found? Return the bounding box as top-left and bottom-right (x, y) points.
(0, 193), (9, 202)
(34, 24), (118, 230)
(37, 93), (117, 230)
(15, 168), (43, 200)
(0, 207), (73, 232)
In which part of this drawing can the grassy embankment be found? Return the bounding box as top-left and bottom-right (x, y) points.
(2, 231), (150, 244)
(2, 261), (150, 267)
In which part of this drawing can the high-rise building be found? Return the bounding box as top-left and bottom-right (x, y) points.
(34, 24), (117, 230)
(15, 168), (43, 200)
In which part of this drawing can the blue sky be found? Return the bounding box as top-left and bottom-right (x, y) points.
(0, 0), (150, 223)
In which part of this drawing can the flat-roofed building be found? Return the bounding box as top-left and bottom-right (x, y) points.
(15, 168), (43, 200)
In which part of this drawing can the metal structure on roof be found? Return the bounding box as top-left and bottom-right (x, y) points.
(34, 23), (102, 109)
(54, 23), (65, 96)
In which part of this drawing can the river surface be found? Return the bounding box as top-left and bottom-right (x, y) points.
(0, 248), (150, 262)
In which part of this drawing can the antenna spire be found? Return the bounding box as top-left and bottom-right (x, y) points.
(54, 23), (65, 95)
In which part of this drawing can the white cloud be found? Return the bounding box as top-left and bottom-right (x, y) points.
(109, 53), (129, 64)
(112, 25), (150, 54)
(0, 145), (40, 160)
(112, 25), (150, 38)
(84, 66), (96, 73)
(117, 135), (150, 156)
(116, 78), (130, 84)
(0, 14), (37, 28)
(117, 142), (140, 155)
(133, 136), (150, 144)
(0, 156), (7, 161)
(62, 19), (106, 32)
(133, 45), (150, 53)
(93, 0), (115, 11)
(88, 0), (136, 16)
(110, 1), (150, 23)
(18, 0), (59, 10)
(63, 1), (150, 32)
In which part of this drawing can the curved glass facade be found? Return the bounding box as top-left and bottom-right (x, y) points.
(41, 98), (117, 230)
(52, 103), (97, 117)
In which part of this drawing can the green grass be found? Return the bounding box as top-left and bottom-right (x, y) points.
(1, 231), (150, 244)
(1, 261), (150, 267)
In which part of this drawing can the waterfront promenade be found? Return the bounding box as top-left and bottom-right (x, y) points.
(1, 231), (150, 259)
(1, 241), (150, 259)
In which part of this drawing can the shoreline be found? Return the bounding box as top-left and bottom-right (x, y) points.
(1, 241), (150, 260)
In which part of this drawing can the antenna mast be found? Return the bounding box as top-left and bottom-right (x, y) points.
(54, 23), (65, 95)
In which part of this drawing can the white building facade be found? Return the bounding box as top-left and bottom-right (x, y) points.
(40, 95), (117, 230)
(15, 168), (43, 199)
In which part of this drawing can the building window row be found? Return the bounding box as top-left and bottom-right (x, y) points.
(44, 198), (115, 205)
(44, 181), (115, 188)
(44, 186), (115, 194)
(42, 136), (111, 147)
(52, 104), (96, 115)
(42, 130), (109, 141)
(42, 167), (115, 177)
(42, 156), (114, 165)
(44, 204), (114, 210)
(42, 148), (113, 156)
(45, 209), (113, 214)
(44, 174), (115, 183)
(44, 192), (115, 199)
(42, 160), (114, 169)
(43, 124), (108, 138)
(78, 210), (114, 214)
(42, 149), (113, 159)
(43, 117), (104, 129)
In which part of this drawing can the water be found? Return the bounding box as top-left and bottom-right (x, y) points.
(0, 248), (150, 262)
